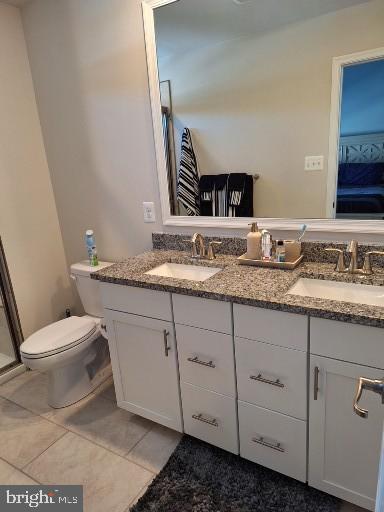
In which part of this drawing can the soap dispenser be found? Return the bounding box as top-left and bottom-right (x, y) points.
(246, 222), (262, 260)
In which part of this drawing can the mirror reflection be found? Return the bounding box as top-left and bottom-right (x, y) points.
(153, 0), (384, 219)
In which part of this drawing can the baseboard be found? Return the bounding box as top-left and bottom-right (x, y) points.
(0, 363), (25, 385)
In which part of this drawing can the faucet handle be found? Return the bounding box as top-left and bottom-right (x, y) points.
(325, 248), (347, 273)
(208, 241), (222, 260)
(362, 251), (384, 275)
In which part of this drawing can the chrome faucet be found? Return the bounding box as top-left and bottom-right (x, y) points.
(326, 240), (384, 275)
(183, 233), (222, 260)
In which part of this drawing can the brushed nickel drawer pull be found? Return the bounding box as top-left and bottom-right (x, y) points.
(252, 436), (285, 453)
(192, 413), (219, 428)
(187, 356), (216, 369)
(163, 330), (170, 357)
(314, 366), (319, 400)
(250, 373), (284, 388)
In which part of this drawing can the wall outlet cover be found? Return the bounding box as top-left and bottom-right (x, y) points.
(305, 156), (324, 171)
(143, 202), (156, 223)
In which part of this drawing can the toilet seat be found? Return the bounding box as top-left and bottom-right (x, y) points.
(20, 316), (97, 359)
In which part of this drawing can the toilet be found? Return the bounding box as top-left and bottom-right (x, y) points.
(20, 261), (114, 408)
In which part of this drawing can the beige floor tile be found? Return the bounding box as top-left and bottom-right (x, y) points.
(340, 502), (368, 512)
(0, 397), (66, 469)
(0, 370), (52, 416)
(46, 392), (153, 457)
(126, 475), (155, 511)
(0, 459), (39, 485)
(94, 376), (116, 402)
(127, 424), (182, 473)
(25, 432), (152, 512)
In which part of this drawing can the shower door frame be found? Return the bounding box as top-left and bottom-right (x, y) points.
(0, 238), (23, 373)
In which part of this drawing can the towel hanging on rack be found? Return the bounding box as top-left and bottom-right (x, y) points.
(177, 128), (200, 216)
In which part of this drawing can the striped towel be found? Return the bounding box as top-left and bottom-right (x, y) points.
(177, 128), (200, 216)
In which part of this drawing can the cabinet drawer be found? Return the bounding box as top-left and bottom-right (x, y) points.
(311, 317), (384, 369)
(172, 294), (231, 334)
(235, 337), (307, 419)
(181, 383), (238, 454)
(238, 401), (307, 482)
(234, 304), (307, 351)
(100, 283), (172, 321)
(177, 325), (236, 397)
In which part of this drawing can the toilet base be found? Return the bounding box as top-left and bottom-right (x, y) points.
(46, 337), (112, 408)
(48, 362), (112, 408)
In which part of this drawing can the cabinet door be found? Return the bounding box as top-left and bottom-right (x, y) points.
(309, 355), (384, 511)
(105, 310), (183, 431)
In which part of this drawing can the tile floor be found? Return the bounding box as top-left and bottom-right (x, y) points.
(0, 370), (181, 511)
(0, 369), (368, 512)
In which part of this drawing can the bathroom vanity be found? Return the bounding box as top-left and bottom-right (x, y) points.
(94, 243), (384, 511)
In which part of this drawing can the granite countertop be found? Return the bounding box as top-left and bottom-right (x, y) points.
(92, 250), (384, 328)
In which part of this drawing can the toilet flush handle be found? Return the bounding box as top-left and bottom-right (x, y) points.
(70, 274), (77, 281)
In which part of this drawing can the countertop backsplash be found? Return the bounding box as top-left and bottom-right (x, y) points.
(152, 232), (384, 267)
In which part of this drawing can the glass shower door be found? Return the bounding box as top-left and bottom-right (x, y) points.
(0, 238), (22, 374)
(0, 288), (17, 371)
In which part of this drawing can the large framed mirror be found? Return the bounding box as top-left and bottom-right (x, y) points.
(142, 0), (384, 233)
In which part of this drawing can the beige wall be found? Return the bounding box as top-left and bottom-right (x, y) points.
(0, 3), (74, 337)
(21, 0), (163, 268)
(20, 0), (384, 246)
(158, 0), (384, 219)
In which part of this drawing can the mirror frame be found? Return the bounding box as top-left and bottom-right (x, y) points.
(142, 0), (384, 234)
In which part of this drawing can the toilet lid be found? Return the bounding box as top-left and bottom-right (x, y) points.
(20, 316), (97, 358)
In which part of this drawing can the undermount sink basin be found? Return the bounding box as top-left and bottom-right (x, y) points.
(145, 262), (222, 282)
(287, 278), (384, 307)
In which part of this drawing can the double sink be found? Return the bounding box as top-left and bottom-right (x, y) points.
(145, 261), (384, 307)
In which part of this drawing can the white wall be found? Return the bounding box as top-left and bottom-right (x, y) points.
(21, 0), (384, 246)
(21, 0), (163, 268)
(0, 3), (74, 337)
(157, 0), (384, 219)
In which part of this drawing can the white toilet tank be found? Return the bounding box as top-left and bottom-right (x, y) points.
(70, 261), (114, 317)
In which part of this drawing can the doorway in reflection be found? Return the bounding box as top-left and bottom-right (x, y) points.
(336, 58), (384, 219)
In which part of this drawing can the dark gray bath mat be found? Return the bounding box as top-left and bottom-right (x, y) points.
(131, 436), (341, 511)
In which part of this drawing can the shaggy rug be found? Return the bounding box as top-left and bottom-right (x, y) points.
(131, 436), (341, 512)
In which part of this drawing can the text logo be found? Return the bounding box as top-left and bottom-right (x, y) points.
(0, 486), (83, 511)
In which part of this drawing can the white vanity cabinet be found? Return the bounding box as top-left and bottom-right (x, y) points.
(100, 278), (384, 507)
(309, 318), (384, 511)
(101, 284), (183, 431)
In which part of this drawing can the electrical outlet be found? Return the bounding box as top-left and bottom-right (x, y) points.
(305, 156), (324, 171)
(143, 202), (156, 223)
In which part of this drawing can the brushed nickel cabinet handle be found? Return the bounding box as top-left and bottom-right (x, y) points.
(250, 373), (284, 388)
(192, 413), (219, 428)
(314, 366), (319, 400)
(187, 356), (216, 369)
(163, 330), (170, 357)
(252, 436), (285, 453)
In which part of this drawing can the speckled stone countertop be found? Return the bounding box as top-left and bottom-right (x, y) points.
(92, 250), (384, 328)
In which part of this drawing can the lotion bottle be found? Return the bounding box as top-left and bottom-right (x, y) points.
(246, 222), (262, 260)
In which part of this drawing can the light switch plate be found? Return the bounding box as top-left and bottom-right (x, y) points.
(143, 202), (156, 223)
(305, 156), (324, 171)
